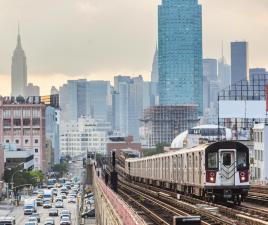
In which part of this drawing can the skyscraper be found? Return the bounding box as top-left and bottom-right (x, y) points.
(158, 0), (203, 114)
(151, 46), (159, 105)
(203, 59), (217, 81)
(113, 75), (144, 141)
(11, 27), (27, 97)
(231, 41), (249, 85)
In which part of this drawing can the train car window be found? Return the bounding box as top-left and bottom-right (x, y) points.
(222, 153), (231, 166)
(237, 151), (247, 170)
(207, 152), (218, 169)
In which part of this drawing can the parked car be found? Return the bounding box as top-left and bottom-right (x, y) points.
(55, 201), (64, 208)
(82, 209), (95, 218)
(43, 201), (52, 209)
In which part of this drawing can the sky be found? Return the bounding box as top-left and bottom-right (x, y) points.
(0, 0), (268, 95)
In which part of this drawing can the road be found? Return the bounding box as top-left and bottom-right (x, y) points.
(0, 160), (86, 225)
(0, 196), (78, 225)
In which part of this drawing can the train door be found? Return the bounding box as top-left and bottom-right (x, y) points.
(220, 150), (236, 186)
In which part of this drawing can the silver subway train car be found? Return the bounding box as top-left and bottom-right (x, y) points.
(125, 141), (250, 205)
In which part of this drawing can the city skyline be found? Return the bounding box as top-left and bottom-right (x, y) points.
(0, 0), (268, 95)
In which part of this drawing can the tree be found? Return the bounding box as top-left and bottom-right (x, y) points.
(143, 143), (170, 157)
(53, 163), (68, 176)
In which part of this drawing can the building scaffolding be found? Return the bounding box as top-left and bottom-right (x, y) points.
(142, 105), (199, 147)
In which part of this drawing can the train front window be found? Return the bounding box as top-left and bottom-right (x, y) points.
(237, 151), (247, 170)
(207, 152), (218, 169)
(222, 153), (232, 166)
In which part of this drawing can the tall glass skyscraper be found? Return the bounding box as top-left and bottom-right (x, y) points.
(158, 0), (203, 114)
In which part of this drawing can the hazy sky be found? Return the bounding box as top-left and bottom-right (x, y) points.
(0, 0), (268, 95)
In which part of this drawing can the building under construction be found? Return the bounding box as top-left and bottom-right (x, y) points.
(142, 105), (199, 147)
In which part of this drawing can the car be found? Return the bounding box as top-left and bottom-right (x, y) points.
(52, 188), (58, 196)
(61, 193), (67, 199)
(36, 198), (43, 206)
(55, 201), (64, 208)
(33, 189), (39, 195)
(86, 199), (94, 206)
(60, 217), (71, 225)
(81, 208), (95, 218)
(60, 187), (68, 195)
(43, 201), (52, 209)
(44, 218), (55, 225)
(32, 213), (40, 222)
(48, 208), (58, 216)
(24, 222), (37, 225)
(60, 210), (71, 220)
(37, 190), (44, 199)
(67, 197), (76, 203)
(28, 217), (38, 224)
(85, 193), (93, 199)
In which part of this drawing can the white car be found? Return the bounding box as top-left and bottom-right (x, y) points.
(55, 201), (64, 208)
(25, 222), (37, 225)
(60, 217), (71, 225)
(68, 197), (76, 203)
(28, 217), (38, 223)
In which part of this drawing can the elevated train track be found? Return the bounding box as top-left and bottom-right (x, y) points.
(112, 153), (268, 225)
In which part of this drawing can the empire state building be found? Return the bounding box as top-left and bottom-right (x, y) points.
(11, 28), (27, 97)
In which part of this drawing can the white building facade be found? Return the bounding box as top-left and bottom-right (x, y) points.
(252, 123), (268, 182)
(60, 117), (111, 157)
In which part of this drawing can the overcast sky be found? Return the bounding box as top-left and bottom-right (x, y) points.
(0, 0), (267, 95)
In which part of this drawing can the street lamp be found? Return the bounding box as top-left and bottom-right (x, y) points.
(10, 169), (23, 204)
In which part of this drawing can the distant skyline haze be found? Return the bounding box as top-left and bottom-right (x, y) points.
(0, 0), (267, 95)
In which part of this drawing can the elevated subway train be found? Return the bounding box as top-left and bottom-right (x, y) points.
(125, 141), (250, 205)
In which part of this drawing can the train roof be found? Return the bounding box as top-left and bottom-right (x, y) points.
(126, 141), (249, 162)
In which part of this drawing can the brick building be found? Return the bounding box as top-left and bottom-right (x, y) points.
(0, 97), (46, 171)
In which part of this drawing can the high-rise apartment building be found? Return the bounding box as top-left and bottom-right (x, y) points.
(218, 57), (231, 90)
(203, 59), (217, 81)
(158, 0), (203, 114)
(59, 79), (111, 123)
(87, 81), (112, 122)
(113, 75), (144, 141)
(46, 106), (60, 165)
(0, 98), (46, 171)
(231, 41), (249, 85)
(11, 29), (27, 97)
(151, 46), (159, 106)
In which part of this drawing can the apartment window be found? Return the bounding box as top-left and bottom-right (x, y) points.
(15, 139), (19, 144)
(23, 119), (31, 126)
(5, 139), (9, 143)
(13, 119), (21, 126)
(23, 109), (31, 117)
(14, 110), (21, 118)
(32, 118), (40, 126)
(3, 110), (11, 118)
(23, 129), (31, 136)
(3, 119), (11, 127)
(25, 139), (29, 144)
(34, 139), (38, 144)
(35, 149), (38, 153)
(4, 129), (11, 135)
(32, 129), (39, 135)
(32, 109), (40, 117)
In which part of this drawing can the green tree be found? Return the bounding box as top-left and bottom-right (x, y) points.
(53, 163), (68, 176)
(143, 142), (170, 157)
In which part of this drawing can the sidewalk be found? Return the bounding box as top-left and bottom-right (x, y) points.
(0, 198), (13, 216)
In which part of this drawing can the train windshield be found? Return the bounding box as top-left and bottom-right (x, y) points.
(207, 152), (218, 169)
(237, 151), (247, 170)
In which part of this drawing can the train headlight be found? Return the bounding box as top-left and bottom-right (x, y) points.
(239, 171), (248, 183)
(206, 171), (216, 183)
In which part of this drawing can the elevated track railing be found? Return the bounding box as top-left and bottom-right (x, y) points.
(93, 169), (146, 225)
